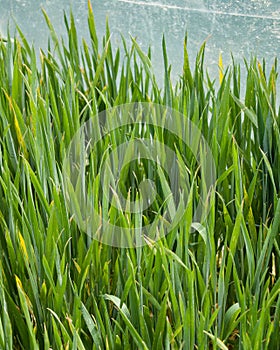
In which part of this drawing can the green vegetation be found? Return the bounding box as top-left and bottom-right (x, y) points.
(0, 2), (280, 349)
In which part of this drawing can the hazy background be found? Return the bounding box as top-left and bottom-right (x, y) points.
(1, 0), (280, 84)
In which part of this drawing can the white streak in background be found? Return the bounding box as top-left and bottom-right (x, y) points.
(119, 0), (280, 21)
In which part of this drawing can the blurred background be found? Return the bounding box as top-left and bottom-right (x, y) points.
(1, 0), (280, 84)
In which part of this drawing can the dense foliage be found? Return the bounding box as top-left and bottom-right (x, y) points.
(0, 2), (279, 349)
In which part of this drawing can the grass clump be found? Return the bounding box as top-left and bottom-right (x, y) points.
(0, 2), (280, 349)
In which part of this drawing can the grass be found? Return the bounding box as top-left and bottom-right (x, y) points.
(0, 1), (280, 348)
